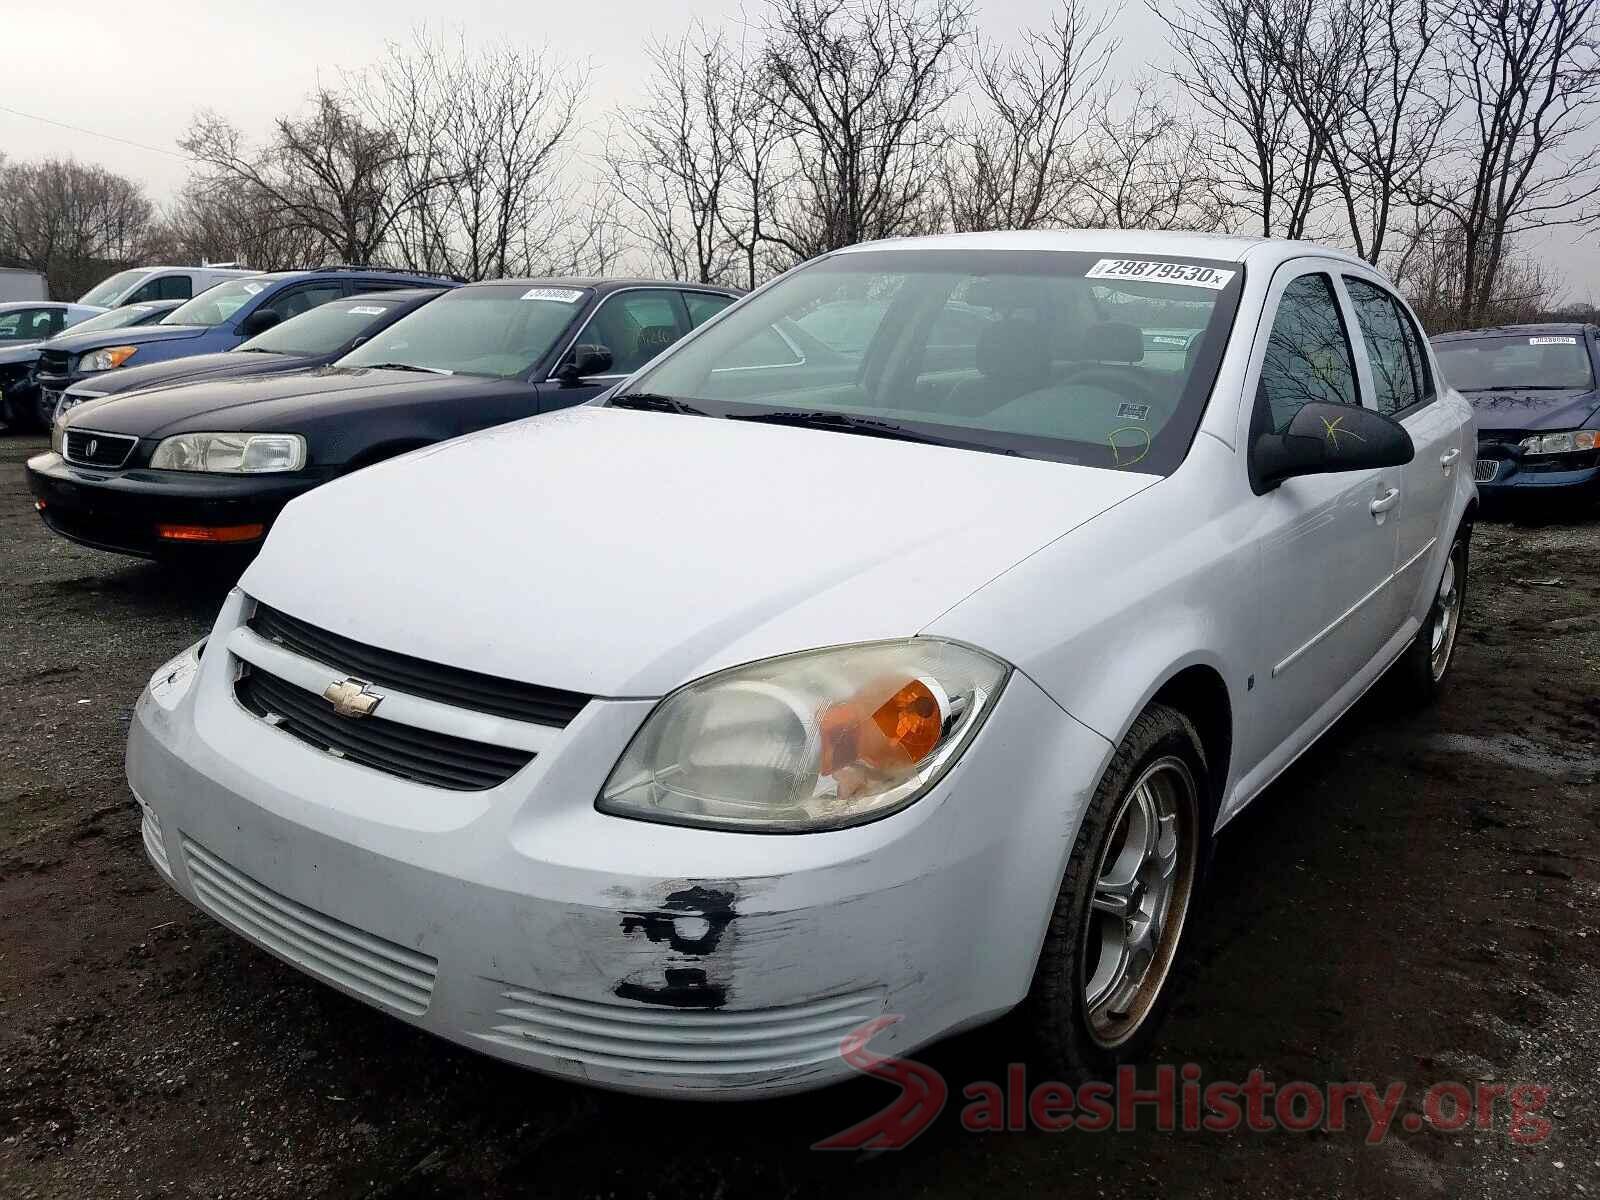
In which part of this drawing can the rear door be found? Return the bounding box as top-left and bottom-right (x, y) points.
(1241, 263), (1403, 771)
(1341, 272), (1462, 628)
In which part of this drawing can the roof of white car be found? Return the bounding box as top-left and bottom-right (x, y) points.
(0, 300), (103, 316)
(837, 229), (1370, 269)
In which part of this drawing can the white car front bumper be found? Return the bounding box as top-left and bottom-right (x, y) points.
(127, 591), (1112, 1098)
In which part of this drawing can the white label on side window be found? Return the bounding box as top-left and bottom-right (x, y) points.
(348, 305), (387, 315)
(1529, 336), (1576, 345)
(1085, 259), (1236, 289)
(521, 287), (583, 303)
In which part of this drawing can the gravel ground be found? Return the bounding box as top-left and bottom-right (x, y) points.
(2, 429), (1597, 1199)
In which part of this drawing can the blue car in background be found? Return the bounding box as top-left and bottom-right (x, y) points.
(33, 266), (460, 414)
(1433, 322), (1600, 507)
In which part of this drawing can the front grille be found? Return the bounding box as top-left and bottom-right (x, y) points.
(473, 986), (885, 1076)
(181, 837), (437, 1015)
(36, 349), (69, 375)
(250, 603), (590, 727)
(236, 664), (534, 791)
(63, 428), (137, 468)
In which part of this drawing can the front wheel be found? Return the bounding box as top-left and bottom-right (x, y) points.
(1394, 529), (1469, 703)
(1025, 703), (1207, 1077)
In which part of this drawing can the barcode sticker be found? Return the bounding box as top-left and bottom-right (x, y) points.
(521, 287), (583, 303)
(1529, 336), (1576, 345)
(348, 305), (387, 315)
(1085, 259), (1236, 289)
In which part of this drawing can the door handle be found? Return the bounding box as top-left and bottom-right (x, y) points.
(1440, 448), (1461, 473)
(1369, 487), (1401, 516)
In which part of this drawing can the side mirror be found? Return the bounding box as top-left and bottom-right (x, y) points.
(1251, 401), (1414, 492)
(557, 344), (613, 384)
(239, 309), (282, 338)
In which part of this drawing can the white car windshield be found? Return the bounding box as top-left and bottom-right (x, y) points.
(620, 248), (1245, 473)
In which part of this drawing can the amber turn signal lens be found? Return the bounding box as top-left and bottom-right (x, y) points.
(872, 679), (944, 763)
(156, 523), (265, 543)
(820, 678), (946, 776)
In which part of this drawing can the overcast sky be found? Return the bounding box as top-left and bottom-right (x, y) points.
(3, 0), (1596, 299)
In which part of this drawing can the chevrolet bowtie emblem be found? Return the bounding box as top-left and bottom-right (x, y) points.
(323, 678), (384, 718)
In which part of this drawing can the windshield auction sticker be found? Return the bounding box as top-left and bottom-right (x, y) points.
(521, 287), (584, 303)
(1085, 259), (1237, 289)
(1529, 336), (1576, 345)
(348, 306), (388, 315)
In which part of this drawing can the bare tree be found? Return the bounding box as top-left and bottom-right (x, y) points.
(1318, 0), (1453, 263)
(1155, 0), (1327, 238)
(361, 29), (589, 280)
(1420, 0), (1600, 325)
(147, 177), (325, 269)
(606, 25), (744, 283)
(181, 89), (439, 265)
(942, 0), (1115, 231)
(0, 158), (153, 298)
(762, 0), (973, 258)
(1078, 81), (1225, 230)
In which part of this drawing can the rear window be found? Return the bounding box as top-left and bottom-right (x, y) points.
(1434, 334), (1594, 391)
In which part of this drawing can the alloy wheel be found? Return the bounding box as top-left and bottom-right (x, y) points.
(1081, 755), (1199, 1049)
(1429, 545), (1464, 682)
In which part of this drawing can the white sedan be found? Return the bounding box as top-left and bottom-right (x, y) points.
(127, 231), (1475, 1096)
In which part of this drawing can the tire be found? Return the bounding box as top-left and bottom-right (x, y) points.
(1393, 528), (1469, 704)
(1024, 703), (1209, 1079)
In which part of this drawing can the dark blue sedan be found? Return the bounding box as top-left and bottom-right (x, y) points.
(32, 266), (460, 411)
(1433, 323), (1600, 505)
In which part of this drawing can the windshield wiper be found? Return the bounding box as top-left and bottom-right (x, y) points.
(725, 408), (962, 447)
(609, 392), (709, 416)
(362, 361), (452, 375)
(1461, 385), (1579, 392)
(235, 348), (285, 355)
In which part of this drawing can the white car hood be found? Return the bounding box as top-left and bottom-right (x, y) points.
(242, 406), (1156, 696)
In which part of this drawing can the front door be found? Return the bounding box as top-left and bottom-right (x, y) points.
(1239, 265), (1403, 777)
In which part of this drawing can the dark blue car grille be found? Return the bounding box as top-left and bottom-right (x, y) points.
(63, 429), (137, 468)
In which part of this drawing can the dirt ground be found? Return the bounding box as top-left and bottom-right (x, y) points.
(1, 429), (1597, 1200)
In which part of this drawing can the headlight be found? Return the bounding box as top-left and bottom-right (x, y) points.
(150, 432), (307, 473)
(79, 346), (138, 372)
(54, 392), (93, 424)
(598, 639), (1009, 832)
(1519, 430), (1598, 455)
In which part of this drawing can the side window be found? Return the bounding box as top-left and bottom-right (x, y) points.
(581, 290), (687, 375)
(684, 292), (734, 328)
(126, 278), (166, 305)
(263, 283), (342, 323)
(157, 275), (193, 301)
(1344, 277), (1425, 415)
(1392, 295), (1434, 404)
(1258, 273), (1360, 433)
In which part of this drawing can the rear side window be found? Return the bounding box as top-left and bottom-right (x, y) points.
(583, 290), (687, 375)
(157, 275), (193, 300)
(1345, 277), (1431, 415)
(1258, 273), (1360, 433)
(684, 292), (734, 328)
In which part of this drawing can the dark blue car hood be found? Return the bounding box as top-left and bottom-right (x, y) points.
(43, 323), (212, 355)
(1468, 387), (1600, 433)
(70, 349), (315, 398)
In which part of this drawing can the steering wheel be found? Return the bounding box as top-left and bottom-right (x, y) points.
(1060, 365), (1162, 408)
